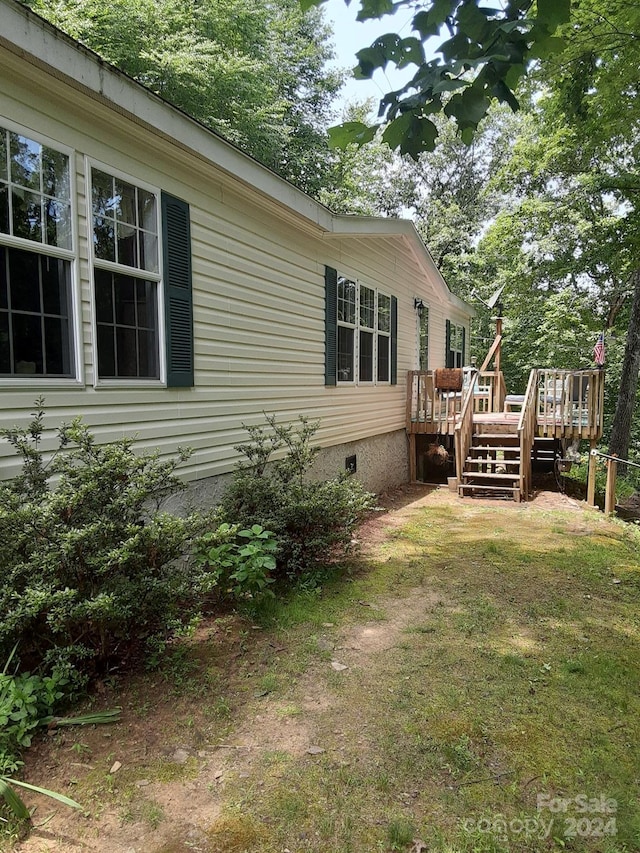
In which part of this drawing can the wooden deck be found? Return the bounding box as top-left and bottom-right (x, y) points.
(406, 367), (605, 500)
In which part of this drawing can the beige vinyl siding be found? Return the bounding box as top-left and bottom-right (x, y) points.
(0, 40), (471, 483)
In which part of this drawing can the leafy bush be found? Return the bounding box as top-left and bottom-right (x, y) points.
(194, 523), (278, 600)
(219, 415), (376, 578)
(0, 402), (207, 682)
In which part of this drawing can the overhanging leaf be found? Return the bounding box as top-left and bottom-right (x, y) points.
(382, 112), (439, 158)
(356, 0), (395, 21)
(328, 121), (378, 150)
(536, 0), (570, 31)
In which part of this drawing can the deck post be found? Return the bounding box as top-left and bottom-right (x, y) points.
(409, 433), (417, 483)
(604, 455), (617, 515)
(587, 441), (597, 506)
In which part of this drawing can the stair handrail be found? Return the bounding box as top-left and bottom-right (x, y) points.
(517, 369), (538, 499)
(454, 369), (477, 485)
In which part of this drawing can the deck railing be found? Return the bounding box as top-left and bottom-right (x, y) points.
(536, 369), (605, 440)
(454, 378), (477, 486)
(406, 369), (504, 434)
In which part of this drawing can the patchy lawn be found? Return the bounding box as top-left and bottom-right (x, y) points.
(6, 486), (640, 853)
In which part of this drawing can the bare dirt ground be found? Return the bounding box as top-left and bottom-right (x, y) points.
(8, 484), (598, 853)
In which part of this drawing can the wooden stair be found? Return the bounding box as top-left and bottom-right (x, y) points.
(459, 425), (522, 502)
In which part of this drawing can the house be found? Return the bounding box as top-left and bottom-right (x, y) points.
(0, 0), (473, 497)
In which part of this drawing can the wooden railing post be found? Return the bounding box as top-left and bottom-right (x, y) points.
(587, 442), (597, 506)
(604, 455), (618, 515)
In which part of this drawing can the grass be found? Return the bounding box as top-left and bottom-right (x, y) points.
(5, 492), (640, 852)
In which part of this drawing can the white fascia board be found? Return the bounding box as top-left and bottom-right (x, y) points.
(327, 215), (474, 317)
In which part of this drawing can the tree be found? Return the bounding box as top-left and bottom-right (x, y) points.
(27, 0), (343, 195)
(303, 0), (570, 158)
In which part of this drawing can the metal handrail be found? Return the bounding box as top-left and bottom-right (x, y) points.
(590, 450), (640, 469)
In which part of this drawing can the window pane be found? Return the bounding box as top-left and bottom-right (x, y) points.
(9, 248), (40, 313)
(92, 170), (116, 218)
(45, 199), (72, 250)
(378, 335), (390, 382)
(337, 326), (354, 382)
(0, 130), (7, 182)
(378, 294), (391, 333)
(116, 326), (138, 376)
(10, 134), (41, 192)
(359, 330), (373, 381)
(0, 311), (9, 372)
(12, 312), (43, 374)
(115, 180), (136, 225)
(117, 222), (138, 267)
(93, 216), (115, 261)
(12, 188), (42, 242)
(139, 231), (158, 273)
(338, 276), (356, 324)
(42, 256), (70, 316)
(44, 316), (70, 374)
(114, 274), (136, 325)
(95, 268), (114, 323)
(42, 147), (70, 200)
(419, 308), (429, 371)
(360, 286), (375, 329)
(0, 185), (8, 234)
(138, 329), (158, 377)
(97, 324), (115, 377)
(138, 189), (156, 232)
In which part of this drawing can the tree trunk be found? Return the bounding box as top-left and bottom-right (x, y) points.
(609, 268), (640, 459)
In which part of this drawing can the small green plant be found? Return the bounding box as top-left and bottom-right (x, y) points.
(195, 523), (278, 600)
(219, 415), (376, 579)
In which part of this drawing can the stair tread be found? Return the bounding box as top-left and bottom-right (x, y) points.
(459, 484), (519, 492)
(462, 472), (520, 481)
(466, 458), (520, 466)
(472, 433), (519, 440)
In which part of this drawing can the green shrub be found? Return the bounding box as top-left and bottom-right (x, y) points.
(194, 523), (278, 601)
(0, 402), (207, 683)
(219, 415), (376, 579)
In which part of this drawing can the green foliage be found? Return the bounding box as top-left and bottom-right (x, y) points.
(219, 415), (376, 580)
(0, 403), (206, 683)
(312, 0), (570, 158)
(195, 523), (278, 601)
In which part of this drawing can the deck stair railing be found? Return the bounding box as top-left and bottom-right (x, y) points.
(517, 368), (538, 499)
(454, 371), (478, 485)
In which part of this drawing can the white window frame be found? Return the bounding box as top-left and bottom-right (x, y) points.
(0, 118), (81, 387)
(336, 273), (391, 387)
(87, 158), (165, 388)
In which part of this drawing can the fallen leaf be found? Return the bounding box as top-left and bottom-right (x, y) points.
(331, 661), (348, 672)
(306, 746), (325, 755)
(109, 761), (122, 774)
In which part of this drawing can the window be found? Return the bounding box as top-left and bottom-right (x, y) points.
(325, 266), (396, 386)
(418, 304), (429, 371)
(446, 321), (466, 368)
(91, 168), (160, 380)
(0, 124), (75, 377)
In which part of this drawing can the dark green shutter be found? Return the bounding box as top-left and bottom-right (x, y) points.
(325, 265), (337, 386)
(390, 295), (398, 385)
(445, 319), (452, 368)
(461, 326), (467, 366)
(162, 192), (193, 387)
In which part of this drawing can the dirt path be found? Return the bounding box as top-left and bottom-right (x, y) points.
(8, 485), (619, 853)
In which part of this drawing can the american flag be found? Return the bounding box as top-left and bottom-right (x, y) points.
(593, 332), (605, 366)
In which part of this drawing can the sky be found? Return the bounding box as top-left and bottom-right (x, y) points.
(324, 0), (418, 115)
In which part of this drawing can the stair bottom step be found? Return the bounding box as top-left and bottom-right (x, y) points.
(459, 483), (521, 502)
